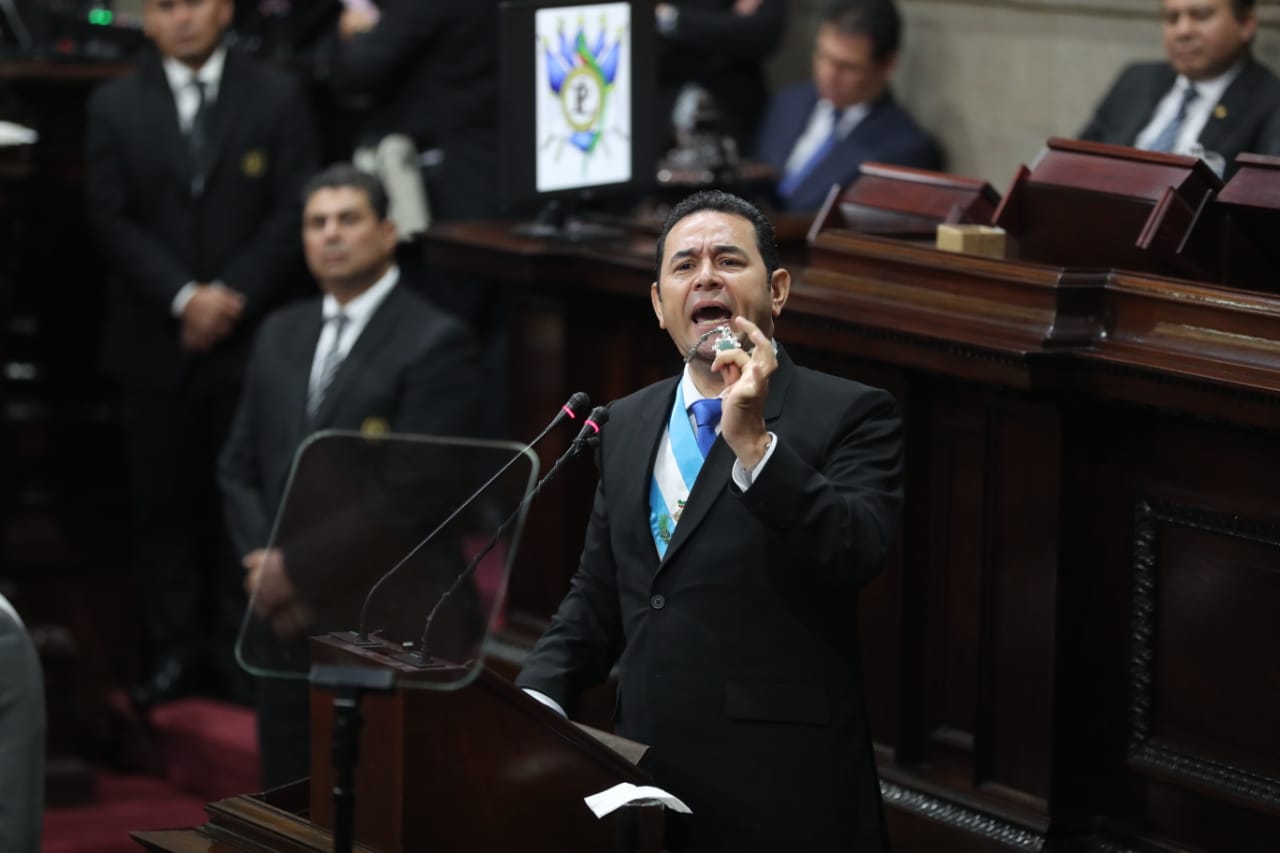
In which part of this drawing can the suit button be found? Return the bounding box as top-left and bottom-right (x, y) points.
(650, 594), (666, 610)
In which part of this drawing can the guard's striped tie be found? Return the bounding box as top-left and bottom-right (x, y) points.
(307, 312), (349, 418)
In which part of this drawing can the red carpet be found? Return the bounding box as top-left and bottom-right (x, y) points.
(42, 773), (209, 853)
(150, 697), (260, 802)
(42, 698), (260, 853)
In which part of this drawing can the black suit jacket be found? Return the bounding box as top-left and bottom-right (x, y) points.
(517, 351), (903, 851)
(329, 0), (499, 222)
(218, 283), (485, 568)
(756, 83), (943, 213)
(1079, 57), (1280, 174)
(86, 46), (319, 389)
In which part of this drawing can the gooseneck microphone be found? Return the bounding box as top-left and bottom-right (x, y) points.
(570, 404), (608, 453)
(347, 392), (591, 643)
(412, 406), (610, 659)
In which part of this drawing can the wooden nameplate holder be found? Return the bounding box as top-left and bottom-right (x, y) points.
(809, 162), (1001, 241)
(993, 137), (1222, 277)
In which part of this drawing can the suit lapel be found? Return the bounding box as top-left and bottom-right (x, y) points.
(794, 95), (895, 205)
(620, 380), (677, 566)
(1127, 66), (1176, 145)
(292, 305), (326, 435)
(200, 47), (242, 188)
(655, 350), (795, 573)
(140, 55), (192, 194)
(1197, 58), (1257, 156)
(769, 87), (819, 170)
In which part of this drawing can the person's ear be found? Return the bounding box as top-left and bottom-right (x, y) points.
(769, 268), (790, 317)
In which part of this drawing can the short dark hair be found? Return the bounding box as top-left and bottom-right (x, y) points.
(654, 190), (780, 282)
(1228, 0), (1255, 21)
(822, 0), (901, 63)
(301, 163), (389, 220)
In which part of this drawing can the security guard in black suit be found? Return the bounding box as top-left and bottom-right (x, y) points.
(85, 0), (319, 708)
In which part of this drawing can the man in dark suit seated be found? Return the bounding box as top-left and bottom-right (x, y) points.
(755, 0), (941, 213)
(85, 0), (319, 710)
(517, 190), (903, 851)
(219, 164), (485, 788)
(1079, 0), (1280, 175)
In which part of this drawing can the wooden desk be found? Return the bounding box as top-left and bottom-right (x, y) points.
(425, 219), (1280, 853)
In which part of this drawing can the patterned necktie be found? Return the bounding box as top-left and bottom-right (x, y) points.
(689, 397), (723, 458)
(308, 313), (349, 418)
(778, 104), (842, 200)
(1147, 85), (1199, 154)
(188, 79), (209, 196)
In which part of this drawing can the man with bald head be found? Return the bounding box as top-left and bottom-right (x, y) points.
(1080, 0), (1280, 173)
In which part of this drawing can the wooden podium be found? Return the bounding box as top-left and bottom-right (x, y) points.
(133, 636), (660, 852)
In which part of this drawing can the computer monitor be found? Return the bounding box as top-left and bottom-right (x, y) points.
(498, 0), (656, 236)
(1, 0), (145, 57)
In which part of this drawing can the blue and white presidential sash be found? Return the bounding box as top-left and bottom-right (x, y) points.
(649, 384), (708, 558)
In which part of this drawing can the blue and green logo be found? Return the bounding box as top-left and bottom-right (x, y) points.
(541, 18), (622, 156)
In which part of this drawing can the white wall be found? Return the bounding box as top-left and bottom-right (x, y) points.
(765, 0), (1280, 187)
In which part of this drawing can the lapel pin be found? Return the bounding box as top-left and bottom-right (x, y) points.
(361, 416), (389, 437)
(242, 149), (268, 177)
(1214, 105), (1228, 120)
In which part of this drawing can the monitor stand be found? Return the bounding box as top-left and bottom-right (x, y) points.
(511, 198), (625, 243)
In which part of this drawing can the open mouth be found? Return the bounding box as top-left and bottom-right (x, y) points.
(691, 305), (732, 326)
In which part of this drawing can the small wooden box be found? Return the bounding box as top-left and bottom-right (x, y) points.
(936, 224), (1007, 259)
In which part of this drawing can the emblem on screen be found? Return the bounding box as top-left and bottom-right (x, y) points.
(534, 4), (633, 193)
(544, 19), (619, 153)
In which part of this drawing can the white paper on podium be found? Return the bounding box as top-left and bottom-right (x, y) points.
(584, 782), (692, 818)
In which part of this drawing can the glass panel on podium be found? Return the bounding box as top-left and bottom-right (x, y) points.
(235, 430), (538, 691)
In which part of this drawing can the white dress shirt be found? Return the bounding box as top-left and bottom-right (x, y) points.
(522, 337), (782, 718)
(1134, 61), (1243, 156)
(677, 356), (778, 491)
(783, 99), (872, 176)
(308, 265), (400, 399)
(162, 47), (226, 132)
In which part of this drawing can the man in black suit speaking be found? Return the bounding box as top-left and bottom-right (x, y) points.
(86, 0), (318, 709)
(1079, 0), (1280, 174)
(219, 164), (484, 787)
(517, 190), (903, 851)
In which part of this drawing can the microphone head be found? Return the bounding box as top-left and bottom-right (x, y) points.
(565, 391), (591, 419)
(582, 406), (609, 446)
(573, 405), (610, 442)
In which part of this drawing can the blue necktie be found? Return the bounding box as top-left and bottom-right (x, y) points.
(689, 398), (722, 458)
(778, 105), (841, 200)
(1147, 85), (1199, 153)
